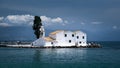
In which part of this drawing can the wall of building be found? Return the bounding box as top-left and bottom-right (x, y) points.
(33, 30), (87, 47)
(75, 31), (87, 46)
(32, 38), (45, 46)
(64, 31), (76, 46)
(44, 41), (53, 47)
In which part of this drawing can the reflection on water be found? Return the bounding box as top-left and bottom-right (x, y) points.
(33, 50), (41, 62)
(33, 48), (87, 63)
(0, 47), (120, 64)
(0, 42), (120, 68)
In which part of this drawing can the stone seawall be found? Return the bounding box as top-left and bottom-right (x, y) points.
(0, 42), (101, 48)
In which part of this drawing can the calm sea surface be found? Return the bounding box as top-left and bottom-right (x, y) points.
(0, 41), (120, 68)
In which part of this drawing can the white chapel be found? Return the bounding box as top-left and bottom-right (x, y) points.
(32, 29), (87, 47)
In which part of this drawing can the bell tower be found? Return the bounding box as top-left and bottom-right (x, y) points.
(39, 26), (45, 38)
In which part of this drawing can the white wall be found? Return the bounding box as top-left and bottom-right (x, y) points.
(55, 31), (66, 46)
(44, 41), (53, 47)
(56, 31), (65, 41)
(39, 26), (45, 38)
(32, 38), (45, 46)
(49, 30), (87, 46)
(74, 31), (87, 46)
(33, 30), (87, 47)
(64, 31), (76, 46)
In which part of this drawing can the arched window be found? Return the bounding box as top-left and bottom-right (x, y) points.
(82, 36), (85, 39)
(51, 42), (53, 44)
(72, 34), (74, 37)
(79, 41), (81, 44)
(69, 40), (71, 43)
(65, 34), (67, 37)
(77, 36), (79, 39)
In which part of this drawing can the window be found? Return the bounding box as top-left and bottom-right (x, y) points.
(51, 42), (53, 44)
(82, 36), (85, 39)
(79, 41), (81, 44)
(72, 34), (74, 37)
(77, 36), (79, 39)
(65, 34), (67, 37)
(69, 40), (71, 43)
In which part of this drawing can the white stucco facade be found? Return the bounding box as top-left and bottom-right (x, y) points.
(32, 30), (87, 47)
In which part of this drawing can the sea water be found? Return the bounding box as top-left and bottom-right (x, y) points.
(0, 41), (120, 68)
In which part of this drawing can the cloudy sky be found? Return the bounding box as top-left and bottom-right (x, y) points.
(0, 0), (120, 41)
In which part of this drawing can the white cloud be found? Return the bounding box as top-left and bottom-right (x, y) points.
(40, 16), (64, 23)
(0, 15), (68, 27)
(40, 16), (66, 26)
(91, 22), (103, 25)
(64, 20), (68, 24)
(80, 22), (85, 25)
(5, 15), (34, 25)
(61, 20), (68, 26)
(52, 17), (63, 23)
(0, 17), (4, 23)
(113, 25), (117, 29)
(0, 17), (4, 21)
(0, 23), (11, 27)
(0, 17), (12, 27)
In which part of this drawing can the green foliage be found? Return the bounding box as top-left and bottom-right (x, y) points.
(33, 16), (42, 39)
